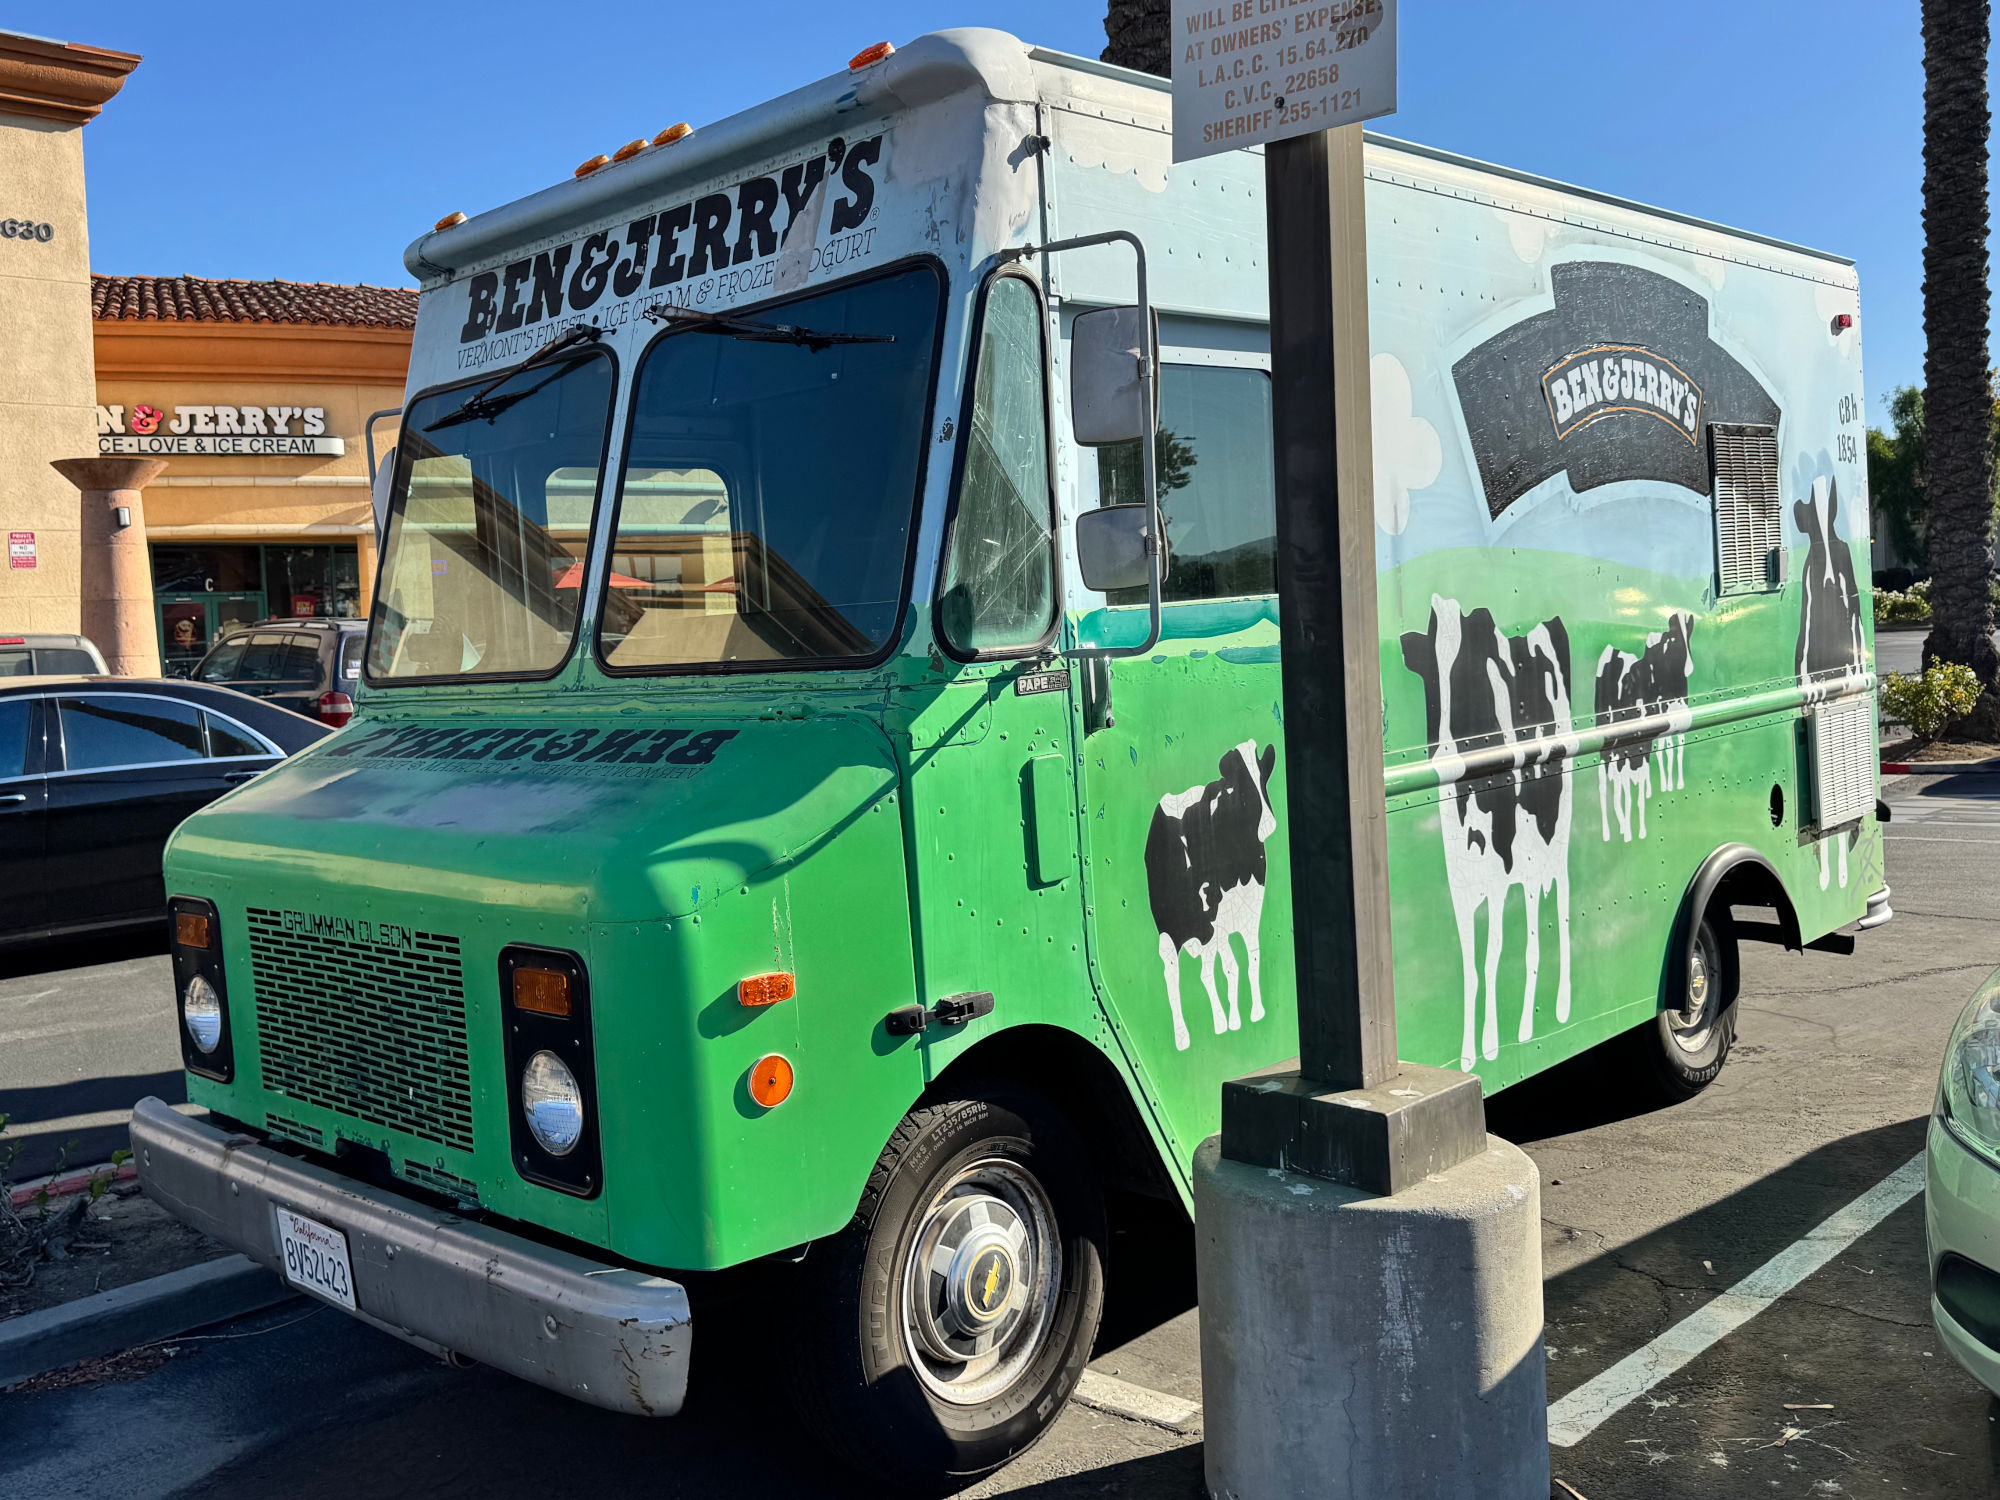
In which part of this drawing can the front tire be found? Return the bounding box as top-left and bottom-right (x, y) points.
(788, 1093), (1106, 1494)
(1631, 907), (1739, 1102)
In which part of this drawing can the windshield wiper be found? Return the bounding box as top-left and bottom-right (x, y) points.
(424, 325), (605, 432)
(642, 302), (894, 353)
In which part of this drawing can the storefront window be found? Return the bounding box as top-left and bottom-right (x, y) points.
(151, 542), (362, 676)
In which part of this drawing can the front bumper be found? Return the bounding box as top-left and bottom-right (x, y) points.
(130, 1097), (691, 1416)
(1926, 1113), (2000, 1397)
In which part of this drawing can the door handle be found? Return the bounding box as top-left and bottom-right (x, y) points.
(0, 793), (25, 804)
(223, 770), (261, 783)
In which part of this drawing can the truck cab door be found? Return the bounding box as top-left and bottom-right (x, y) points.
(1066, 343), (1299, 1178)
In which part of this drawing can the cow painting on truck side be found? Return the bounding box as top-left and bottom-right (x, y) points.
(130, 30), (1884, 1494)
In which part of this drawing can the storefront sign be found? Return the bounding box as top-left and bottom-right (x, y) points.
(96, 403), (345, 457)
(8, 532), (34, 569)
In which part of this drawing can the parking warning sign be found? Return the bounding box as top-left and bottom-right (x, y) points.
(8, 532), (34, 569)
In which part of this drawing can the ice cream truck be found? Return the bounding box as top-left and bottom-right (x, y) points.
(131, 27), (1885, 1489)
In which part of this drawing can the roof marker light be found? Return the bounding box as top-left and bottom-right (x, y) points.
(653, 122), (694, 147)
(849, 41), (895, 70)
(611, 139), (647, 163)
(434, 211), (467, 231)
(575, 154), (612, 178)
(1832, 312), (1856, 332)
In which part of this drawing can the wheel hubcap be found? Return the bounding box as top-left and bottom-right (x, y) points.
(1669, 925), (1720, 1053)
(901, 1159), (1060, 1405)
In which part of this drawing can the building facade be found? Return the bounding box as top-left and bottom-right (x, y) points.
(0, 31), (139, 636)
(91, 276), (414, 673)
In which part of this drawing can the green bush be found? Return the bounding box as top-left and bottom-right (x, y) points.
(1875, 578), (1932, 624)
(1881, 662), (1983, 742)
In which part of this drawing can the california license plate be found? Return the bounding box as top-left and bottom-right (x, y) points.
(273, 1206), (356, 1311)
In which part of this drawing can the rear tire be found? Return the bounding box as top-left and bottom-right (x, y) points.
(1630, 907), (1739, 1102)
(787, 1092), (1106, 1495)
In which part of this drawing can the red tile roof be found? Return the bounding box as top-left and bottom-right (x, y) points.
(92, 274), (417, 329)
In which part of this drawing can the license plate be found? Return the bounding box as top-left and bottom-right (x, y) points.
(273, 1206), (357, 1311)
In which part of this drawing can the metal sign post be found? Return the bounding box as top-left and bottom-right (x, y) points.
(1173, 0), (1485, 1190)
(1174, 13), (1550, 1493)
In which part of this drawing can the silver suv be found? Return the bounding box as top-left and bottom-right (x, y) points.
(0, 633), (108, 676)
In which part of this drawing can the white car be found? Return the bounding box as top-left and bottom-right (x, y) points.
(1928, 971), (2000, 1392)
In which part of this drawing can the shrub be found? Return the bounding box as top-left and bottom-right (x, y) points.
(1881, 662), (1983, 742)
(1875, 578), (1932, 624)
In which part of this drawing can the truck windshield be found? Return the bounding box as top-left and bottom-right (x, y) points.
(597, 263), (942, 671)
(366, 348), (615, 682)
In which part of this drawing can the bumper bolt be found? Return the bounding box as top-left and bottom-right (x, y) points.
(544, 1314), (559, 1337)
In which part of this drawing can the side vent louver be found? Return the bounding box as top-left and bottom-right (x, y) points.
(1710, 423), (1785, 596)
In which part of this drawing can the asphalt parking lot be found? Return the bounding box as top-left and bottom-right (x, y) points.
(2, 771), (1998, 1498)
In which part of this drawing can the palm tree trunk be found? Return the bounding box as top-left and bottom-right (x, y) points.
(1921, 0), (1999, 686)
(1102, 0), (1171, 77)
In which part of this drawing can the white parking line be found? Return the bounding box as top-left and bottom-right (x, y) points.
(1073, 1369), (1202, 1433)
(1546, 1152), (1926, 1447)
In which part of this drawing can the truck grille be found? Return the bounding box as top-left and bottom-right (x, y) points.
(245, 908), (475, 1152)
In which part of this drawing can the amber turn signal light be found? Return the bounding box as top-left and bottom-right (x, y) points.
(575, 154), (612, 178)
(513, 966), (573, 1017)
(653, 122), (693, 147)
(174, 911), (211, 949)
(749, 1054), (795, 1108)
(737, 972), (796, 1007)
(849, 41), (895, 69)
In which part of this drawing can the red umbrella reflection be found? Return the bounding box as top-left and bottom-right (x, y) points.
(554, 561), (646, 589)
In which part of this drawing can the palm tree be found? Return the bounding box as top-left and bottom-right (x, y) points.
(1921, 0), (1999, 691)
(1102, 0), (1170, 76)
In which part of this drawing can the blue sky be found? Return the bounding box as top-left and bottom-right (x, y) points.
(13, 1), (1963, 422)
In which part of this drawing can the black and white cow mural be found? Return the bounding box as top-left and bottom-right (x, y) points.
(1144, 741), (1278, 1052)
(1795, 473), (1868, 891)
(1593, 613), (1696, 843)
(1401, 597), (1576, 1073)
(1796, 475), (1866, 686)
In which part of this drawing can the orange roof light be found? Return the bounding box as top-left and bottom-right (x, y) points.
(653, 122), (694, 147)
(749, 1054), (795, 1108)
(434, 211), (467, 231)
(738, 972), (797, 1008)
(513, 966), (573, 1018)
(575, 153), (612, 178)
(611, 138), (648, 163)
(849, 41), (895, 70)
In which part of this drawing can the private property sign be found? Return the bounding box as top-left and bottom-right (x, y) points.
(1172, 0), (1398, 162)
(8, 532), (33, 569)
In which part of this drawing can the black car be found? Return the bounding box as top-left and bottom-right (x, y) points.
(190, 619), (366, 728)
(0, 678), (328, 948)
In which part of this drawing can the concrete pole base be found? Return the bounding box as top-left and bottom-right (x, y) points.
(1195, 1134), (1548, 1500)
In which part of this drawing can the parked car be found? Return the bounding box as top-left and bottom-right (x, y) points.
(0, 677), (328, 948)
(190, 618), (365, 727)
(1931, 972), (2000, 1396)
(0, 633), (107, 676)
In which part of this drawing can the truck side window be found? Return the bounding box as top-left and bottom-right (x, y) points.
(938, 275), (1058, 655)
(1097, 365), (1277, 604)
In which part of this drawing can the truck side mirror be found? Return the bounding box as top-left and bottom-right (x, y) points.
(1070, 305), (1158, 446)
(370, 445), (396, 543)
(1074, 504), (1157, 593)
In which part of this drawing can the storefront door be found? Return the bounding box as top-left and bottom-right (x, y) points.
(157, 592), (264, 677)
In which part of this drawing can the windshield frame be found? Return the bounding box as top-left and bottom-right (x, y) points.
(361, 342), (621, 691)
(592, 254), (950, 680)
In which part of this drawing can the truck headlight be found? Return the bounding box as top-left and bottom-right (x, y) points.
(1942, 975), (2000, 1161)
(170, 895), (232, 1082)
(182, 974), (223, 1054)
(521, 1050), (584, 1157)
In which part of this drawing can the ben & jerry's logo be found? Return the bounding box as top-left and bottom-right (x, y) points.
(453, 134), (885, 360)
(1452, 261), (1780, 519)
(1542, 345), (1701, 444)
(326, 722), (739, 774)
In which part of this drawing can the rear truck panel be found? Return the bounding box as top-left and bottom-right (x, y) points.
(149, 30), (1878, 1334)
